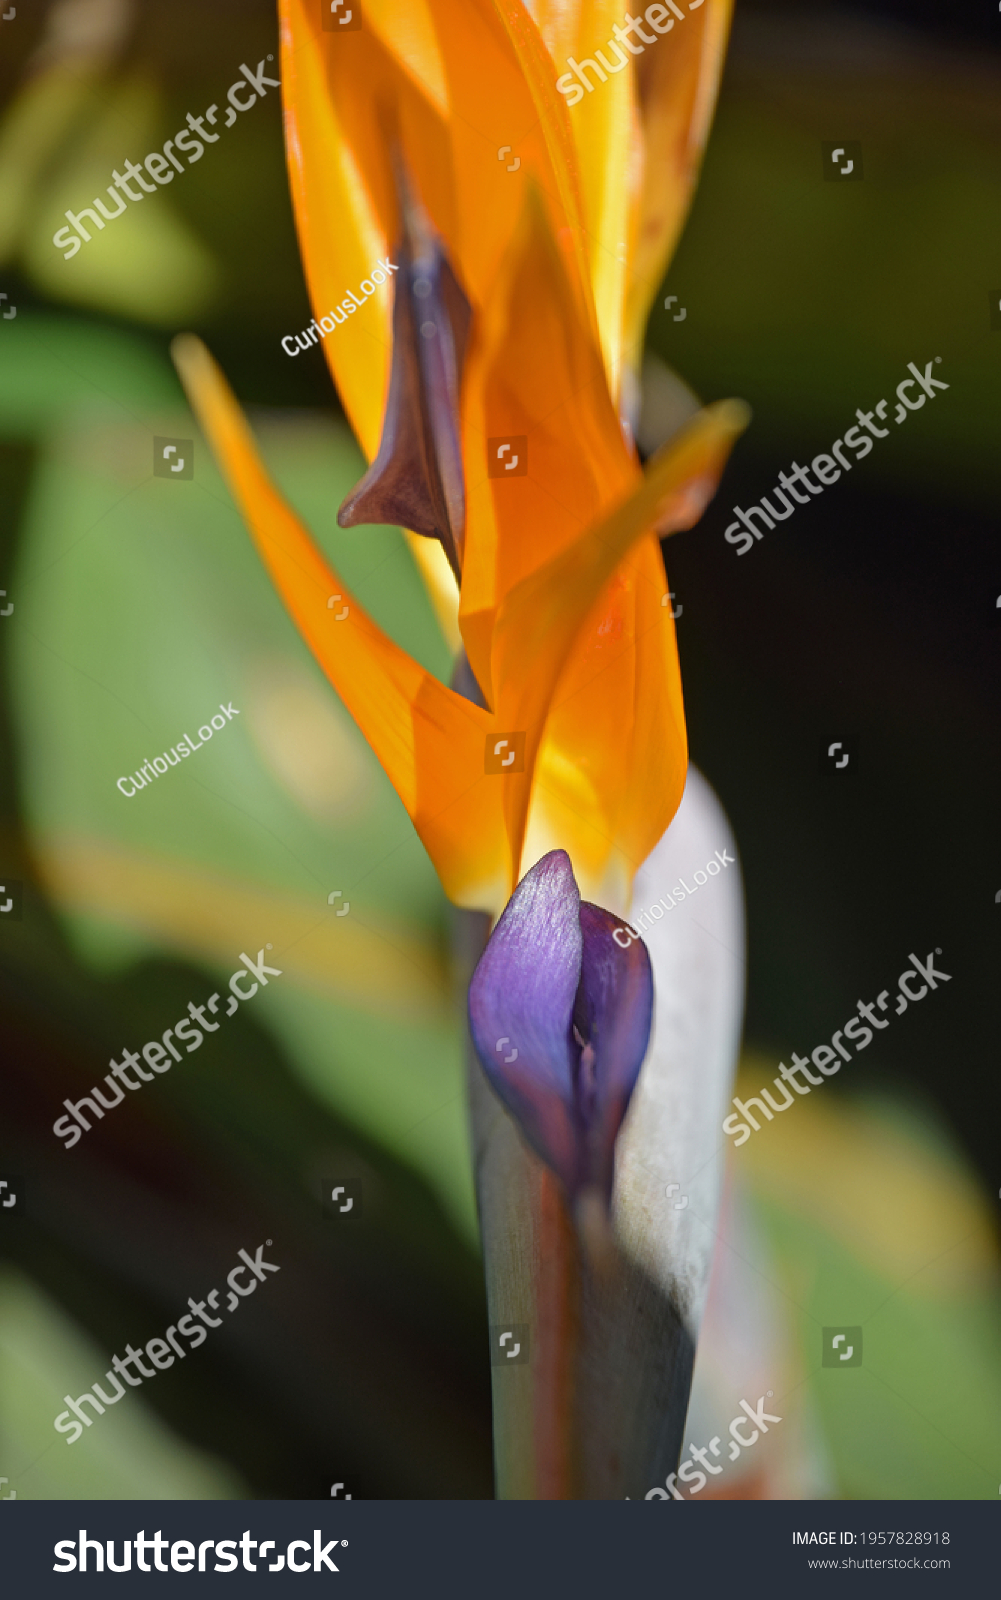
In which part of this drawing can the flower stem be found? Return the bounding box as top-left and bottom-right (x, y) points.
(533, 1169), (578, 1498)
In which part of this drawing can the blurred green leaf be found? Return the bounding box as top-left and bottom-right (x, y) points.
(0, 1266), (246, 1500)
(1, 314), (475, 1240)
(740, 1073), (1001, 1499)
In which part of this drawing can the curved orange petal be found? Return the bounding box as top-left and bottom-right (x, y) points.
(492, 395), (750, 886)
(171, 335), (519, 912)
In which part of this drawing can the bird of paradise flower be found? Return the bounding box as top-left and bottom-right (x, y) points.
(174, 0), (746, 1499)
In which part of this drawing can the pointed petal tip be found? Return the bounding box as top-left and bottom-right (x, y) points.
(468, 848), (583, 1191)
(676, 395), (752, 446)
(717, 396), (753, 434)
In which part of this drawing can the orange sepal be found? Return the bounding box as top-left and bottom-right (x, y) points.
(171, 334), (517, 913)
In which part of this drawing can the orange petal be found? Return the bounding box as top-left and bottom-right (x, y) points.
(459, 184), (637, 708)
(354, 0), (450, 116)
(171, 334), (516, 912)
(280, 0), (455, 458)
(520, 0), (644, 403)
(281, 0), (600, 463)
(463, 0), (594, 334)
(523, 535), (687, 912)
(491, 395), (750, 881)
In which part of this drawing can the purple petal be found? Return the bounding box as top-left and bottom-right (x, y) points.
(574, 903), (654, 1198)
(468, 853), (655, 1202)
(467, 851), (582, 1191)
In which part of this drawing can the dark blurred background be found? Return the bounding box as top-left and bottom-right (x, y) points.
(654, 0), (1001, 1199)
(1, 0), (999, 1499)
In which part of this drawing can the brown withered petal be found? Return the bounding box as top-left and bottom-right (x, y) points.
(337, 163), (470, 582)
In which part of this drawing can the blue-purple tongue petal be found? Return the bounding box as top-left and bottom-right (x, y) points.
(574, 903), (654, 1199)
(468, 851), (582, 1192)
